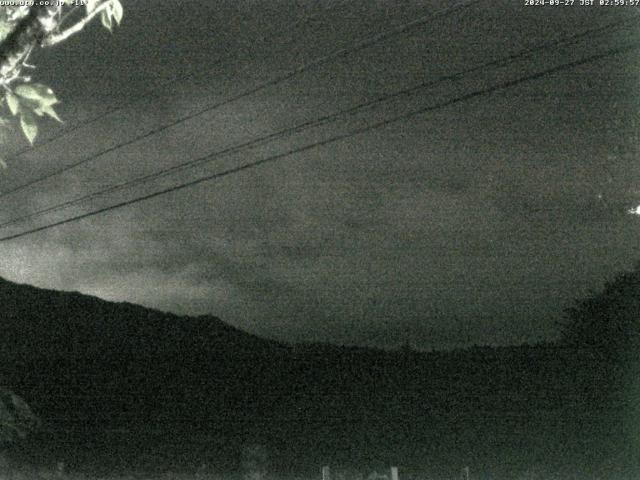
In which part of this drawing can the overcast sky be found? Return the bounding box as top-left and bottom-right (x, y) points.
(0, 0), (639, 350)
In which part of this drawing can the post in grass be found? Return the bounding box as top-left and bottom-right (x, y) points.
(390, 466), (399, 480)
(461, 466), (470, 480)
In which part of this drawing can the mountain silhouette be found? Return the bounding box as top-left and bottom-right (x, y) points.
(0, 276), (280, 360)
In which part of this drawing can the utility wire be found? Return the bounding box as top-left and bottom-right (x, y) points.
(0, 0), (483, 199)
(0, 42), (636, 243)
(0, 17), (635, 230)
(2, 0), (352, 163)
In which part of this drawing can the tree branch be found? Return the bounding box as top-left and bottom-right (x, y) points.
(42, 1), (112, 47)
(0, 5), (61, 83)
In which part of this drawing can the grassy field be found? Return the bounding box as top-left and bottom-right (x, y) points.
(4, 462), (640, 480)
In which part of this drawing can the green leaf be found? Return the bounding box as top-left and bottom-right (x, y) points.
(41, 105), (62, 123)
(14, 83), (58, 106)
(5, 92), (19, 116)
(0, 20), (12, 43)
(19, 111), (37, 145)
(101, 9), (113, 31)
(111, 0), (123, 25)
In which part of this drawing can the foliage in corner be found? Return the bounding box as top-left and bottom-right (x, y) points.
(0, 386), (40, 446)
(4, 83), (61, 145)
(0, 0), (123, 161)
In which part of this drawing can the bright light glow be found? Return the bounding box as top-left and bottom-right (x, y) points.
(627, 205), (640, 216)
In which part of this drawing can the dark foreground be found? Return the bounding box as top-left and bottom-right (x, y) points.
(0, 277), (638, 479)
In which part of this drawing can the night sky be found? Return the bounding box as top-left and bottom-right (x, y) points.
(0, 0), (639, 350)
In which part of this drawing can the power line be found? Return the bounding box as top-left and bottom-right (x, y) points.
(0, 17), (634, 230)
(0, 41), (636, 243)
(3, 0), (352, 164)
(0, 0), (483, 200)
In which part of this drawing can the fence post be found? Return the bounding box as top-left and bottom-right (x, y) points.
(322, 466), (331, 480)
(461, 466), (470, 480)
(390, 466), (399, 480)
